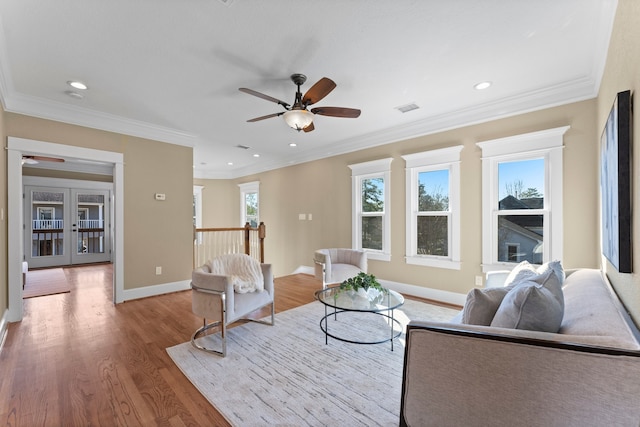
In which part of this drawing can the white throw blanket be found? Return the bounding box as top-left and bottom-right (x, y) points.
(207, 254), (264, 293)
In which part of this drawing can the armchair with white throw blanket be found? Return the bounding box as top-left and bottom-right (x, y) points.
(191, 253), (275, 357)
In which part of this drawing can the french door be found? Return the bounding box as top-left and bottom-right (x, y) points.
(24, 186), (111, 268)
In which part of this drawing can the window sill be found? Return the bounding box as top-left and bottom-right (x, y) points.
(405, 256), (461, 270)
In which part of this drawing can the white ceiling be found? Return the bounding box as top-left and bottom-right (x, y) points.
(0, 0), (617, 179)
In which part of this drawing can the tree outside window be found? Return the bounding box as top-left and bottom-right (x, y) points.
(362, 177), (383, 250)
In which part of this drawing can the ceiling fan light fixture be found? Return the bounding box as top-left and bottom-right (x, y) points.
(67, 80), (88, 90)
(283, 109), (313, 131)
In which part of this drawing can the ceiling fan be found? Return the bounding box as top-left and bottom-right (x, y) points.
(22, 155), (65, 165)
(239, 74), (361, 132)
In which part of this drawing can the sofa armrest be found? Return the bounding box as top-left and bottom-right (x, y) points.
(400, 321), (640, 427)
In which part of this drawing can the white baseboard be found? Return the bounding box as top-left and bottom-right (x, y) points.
(122, 279), (191, 302)
(379, 279), (466, 307)
(292, 265), (314, 275)
(293, 265), (466, 307)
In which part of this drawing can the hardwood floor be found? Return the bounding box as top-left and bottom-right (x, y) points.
(0, 264), (321, 426)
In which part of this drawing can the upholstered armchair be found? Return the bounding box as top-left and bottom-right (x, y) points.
(191, 254), (275, 357)
(314, 248), (367, 289)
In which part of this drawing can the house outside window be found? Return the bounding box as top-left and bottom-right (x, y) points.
(239, 181), (259, 227)
(403, 145), (462, 270)
(349, 158), (392, 261)
(477, 126), (568, 272)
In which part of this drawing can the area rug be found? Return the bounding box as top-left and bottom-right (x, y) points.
(23, 268), (71, 298)
(167, 298), (459, 426)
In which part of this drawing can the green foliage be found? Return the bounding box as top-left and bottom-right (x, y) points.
(339, 272), (387, 293)
(418, 183), (449, 211)
(362, 178), (384, 212)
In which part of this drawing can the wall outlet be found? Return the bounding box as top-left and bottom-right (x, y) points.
(155, 266), (162, 275)
(475, 275), (483, 287)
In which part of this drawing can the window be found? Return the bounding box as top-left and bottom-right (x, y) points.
(349, 158), (392, 261)
(239, 181), (259, 227)
(193, 185), (203, 228)
(403, 146), (462, 269)
(477, 126), (568, 272)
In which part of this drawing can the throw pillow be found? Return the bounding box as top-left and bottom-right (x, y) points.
(504, 261), (537, 286)
(491, 269), (564, 332)
(461, 286), (513, 326)
(537, 260), (566, 285)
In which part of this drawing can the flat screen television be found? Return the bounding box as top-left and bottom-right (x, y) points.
(600, 89), (632, 273)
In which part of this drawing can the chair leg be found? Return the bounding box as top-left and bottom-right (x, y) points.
(191, 319), (227, 357)
(191, 293), (227, 357)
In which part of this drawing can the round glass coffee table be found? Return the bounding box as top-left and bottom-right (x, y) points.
(314, 287), (405, 351)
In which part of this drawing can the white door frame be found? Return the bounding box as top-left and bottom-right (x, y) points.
(7, 137), (125, 322)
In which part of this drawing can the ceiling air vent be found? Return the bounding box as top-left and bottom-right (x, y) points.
(395, 103), (419, 113)
(236, 144), (251, 150)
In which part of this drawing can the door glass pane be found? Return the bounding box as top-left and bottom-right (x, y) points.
(362, 178), (384, 213)
(497, 215), (544, 264)
(76, 194), (105, 255)
(418, 169), (449, 211)
(417, 215), (448, 256)
(498, 159), (544, 210)
(31, 191), (65, 257)
(361, 216), (382, 250)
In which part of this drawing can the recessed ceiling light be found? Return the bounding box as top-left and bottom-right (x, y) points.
(67, 80), (88, 90)
(289, 143), (297, 147)
(227, 162), (233, 166)
(474, 81), (492, 90)
(253, 153), (260, 158)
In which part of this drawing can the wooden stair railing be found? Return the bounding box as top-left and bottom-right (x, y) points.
(193, 222), (266, 268)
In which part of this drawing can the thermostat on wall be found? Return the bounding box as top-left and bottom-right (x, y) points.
(155, 193), (166, 201)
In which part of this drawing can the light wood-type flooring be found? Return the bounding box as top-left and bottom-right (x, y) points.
(0, 263), (320, 426)
(0, 263), (458, 426)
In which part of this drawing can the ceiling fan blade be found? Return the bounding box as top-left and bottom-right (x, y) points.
(303, 122), (315, 133)
(247, 112), (284, 122)
(239, 88), (290, 108)
(311, 106), (361, 118)
(302, 77), (336, 106)
(25, 155), (65, 163)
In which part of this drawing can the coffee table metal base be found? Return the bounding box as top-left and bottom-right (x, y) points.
(319, 307), (402, 351)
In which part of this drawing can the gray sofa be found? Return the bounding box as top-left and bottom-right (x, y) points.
(400, 268), (640, 427)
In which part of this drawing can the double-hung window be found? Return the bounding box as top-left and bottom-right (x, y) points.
(403, 146), (462, 270)
(349, 158), (392, 261)
(239, 181), (259, 227)
(477, 126), (568, 272)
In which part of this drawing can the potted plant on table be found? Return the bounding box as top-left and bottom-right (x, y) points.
(337, 272), (388, 302)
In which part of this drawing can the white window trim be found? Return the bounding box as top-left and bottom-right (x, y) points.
(403, 145), (463, 270)
(349, 158), (393, 262)
(238, 181), (259, 227)
(193, 185), (204, 228)
(477, 126), (568, 273)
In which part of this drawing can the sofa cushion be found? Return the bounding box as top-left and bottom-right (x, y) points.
(461, 286), (513, 326)
(491, 269), (564, 332)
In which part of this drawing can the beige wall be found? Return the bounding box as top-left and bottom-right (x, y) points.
(199, 99), (599, 298)
(194, 178), (237, 227)
(4, 112), (194, 291)
(597, 0), (640, 324)
(0, 108), (7, 314)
